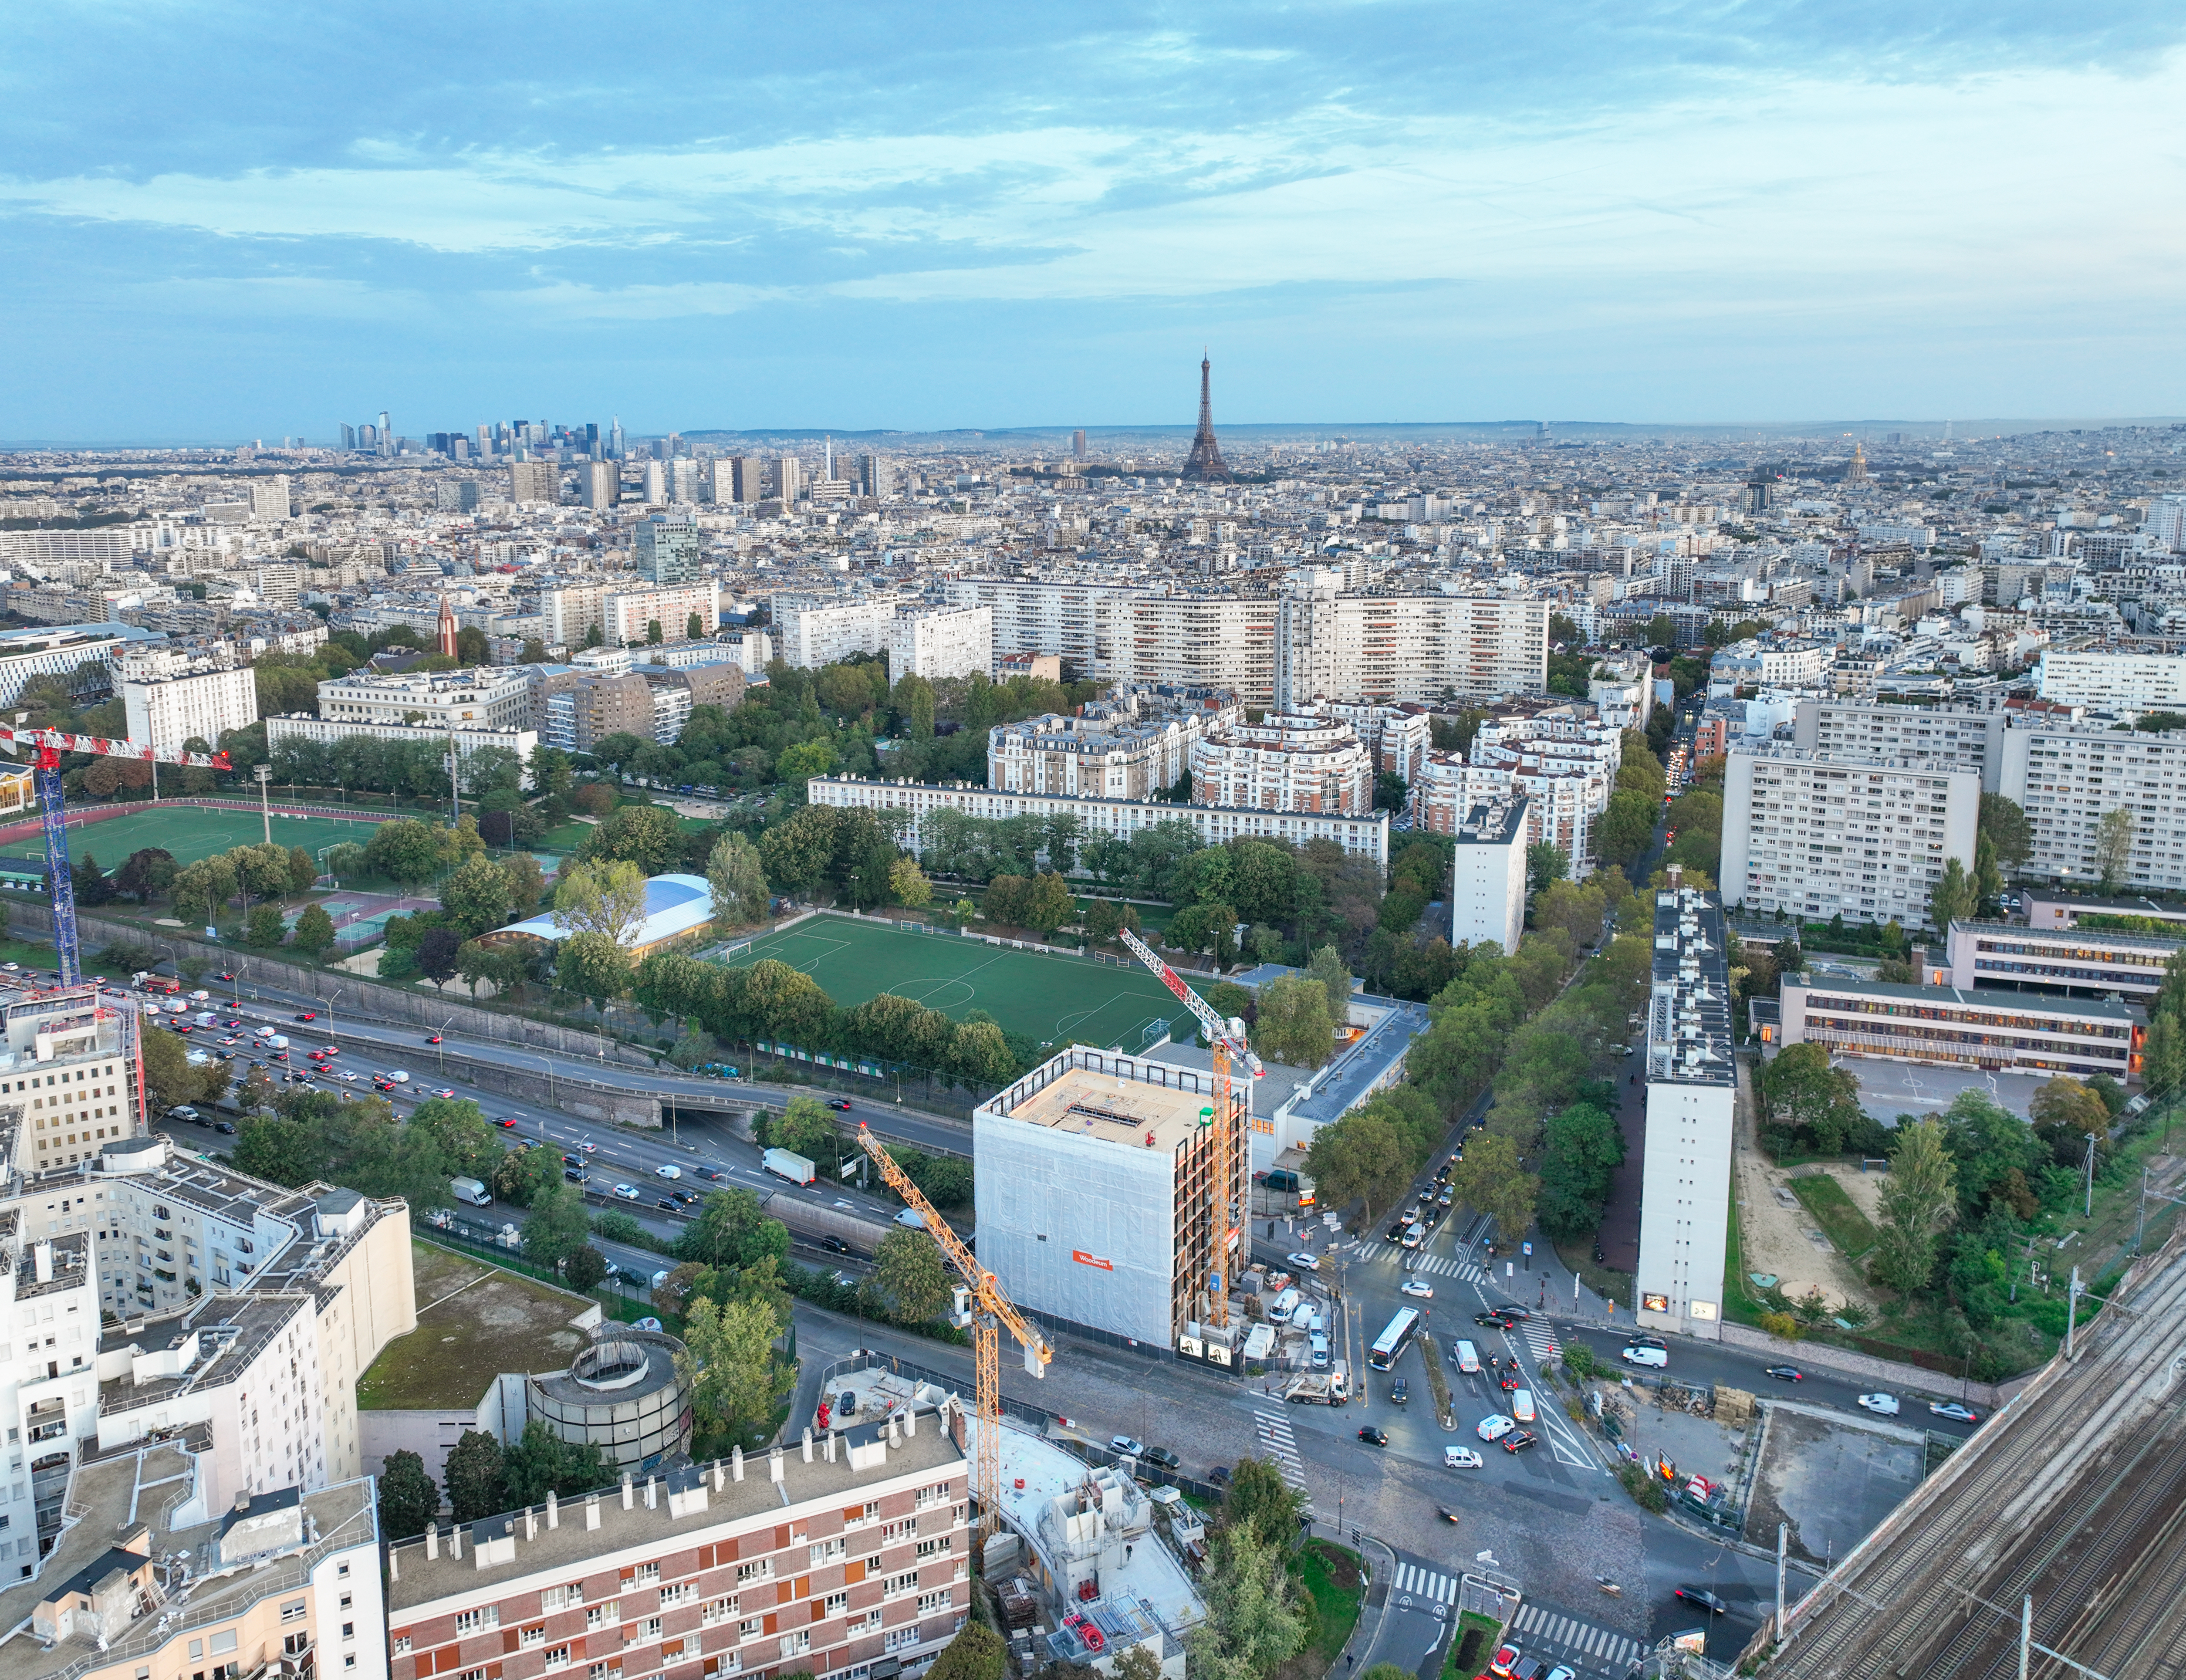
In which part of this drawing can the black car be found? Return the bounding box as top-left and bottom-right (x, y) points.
(1390, 1378), (1409, 1406)
(1208, 1465), (1231, 1487)
(1501, 1430), (1538, 1454)
(563, 1153), (584, 1167)
(1141, 1446), (1180, 1470)
(1675, 1588), (1728, 1615)
(1764, 1365), (1804, 1382)
(671, 1190), (699, 1205)
(656, 1197), (678, 1211)
(213, 1121), (237, 1135)
(697, 1167), (723, 1181)
(564, 1168), (588, 1183)
(817, 1235), (851, 1254)
(1356, 1426), (1389, 1447)
(828, 1099), (853, 1111)
(1475, 1311), (1518, 1329)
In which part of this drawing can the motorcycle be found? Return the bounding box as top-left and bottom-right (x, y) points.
(1596, 1576), (1622, 1598)
(1439, 1508), (1462, 1525)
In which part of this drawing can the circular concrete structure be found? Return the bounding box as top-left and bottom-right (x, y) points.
(526, 1325), (693, 1471)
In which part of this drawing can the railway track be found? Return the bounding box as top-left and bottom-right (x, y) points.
(1763, 1230), (2186, 1679)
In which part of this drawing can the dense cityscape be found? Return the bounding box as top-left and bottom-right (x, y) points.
(0, 382), (2181, 1680)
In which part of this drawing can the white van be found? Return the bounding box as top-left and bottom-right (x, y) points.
(1453, 1339), (1481, 1375)
(1511, 1389), (1536, 1423)
(1402, 1222), (1425, 1250)
(1621, 1343), (1669, 1369)
(1308, 1331), (1331, 1368)
(1267, 1287), (1302, 1324)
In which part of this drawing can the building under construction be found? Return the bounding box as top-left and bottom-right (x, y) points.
(973, 1047), (1247, 1363)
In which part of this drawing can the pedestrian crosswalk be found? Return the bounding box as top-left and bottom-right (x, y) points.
(1249, 1409), (1312, 1508)
(1352, 1241), (1484, 1281)
(1508, 1601), (1644, 1670)
(1519, 1317), (1561, 1364)
(1389, 1561), (1456, 1605)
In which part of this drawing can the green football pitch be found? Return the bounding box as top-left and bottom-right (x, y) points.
(0, 804), (390, 871)
(723, 915), (1199, 1050)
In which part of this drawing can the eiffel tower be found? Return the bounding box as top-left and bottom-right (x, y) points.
(1182, 352), (1233, 483)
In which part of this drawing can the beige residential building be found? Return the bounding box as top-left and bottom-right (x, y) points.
(316, 666), (532, 730)
(1274, 587), (1549, 708)
(540, 583), (611, 649)
(508, 460), (560, 504)
(987, 684), (1240, 800)
(121, 661), (259, 752)
(1189, 711), (1375, 815)
(604, 583), (720, 646)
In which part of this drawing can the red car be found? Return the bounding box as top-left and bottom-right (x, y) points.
(321, 1045), (339, 1056)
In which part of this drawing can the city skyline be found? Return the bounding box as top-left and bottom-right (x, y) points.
(5, 2), (2183, 439)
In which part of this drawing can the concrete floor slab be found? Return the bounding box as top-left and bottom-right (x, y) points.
(1743, 1401), (1924, 1569)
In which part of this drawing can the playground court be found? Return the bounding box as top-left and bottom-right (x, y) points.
(0, 803), (388, 872)
(723, 915), (1199, 1050)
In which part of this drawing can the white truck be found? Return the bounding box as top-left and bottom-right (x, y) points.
(449, 1176), (493, 1207)
(763, 1147), (816, 1186)
(1282, 1371), (1350, 1406)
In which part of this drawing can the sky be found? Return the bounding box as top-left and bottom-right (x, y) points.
(4, 1), (2183, 441)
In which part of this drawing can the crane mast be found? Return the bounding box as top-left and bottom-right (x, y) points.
(0, 727), (232, 986)
(855, 1125), (1049, 1542)
(1117, 926), (1261, 1339)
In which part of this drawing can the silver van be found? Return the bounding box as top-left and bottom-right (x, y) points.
(1621, 1343), (1669, 1369)
(1268, 1287), (1302, 1324)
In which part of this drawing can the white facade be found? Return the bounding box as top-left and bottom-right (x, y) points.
(1273, 587), (1549, 708)
(603, 582), (720, 646)
(1721, 744), (1981, 929)
(887, 605), (993, 681)
(1189, 711), (1375, 815)
(121, 664), (259, 752)
(1793, 699), (2007, 792)
(1634, 887), (1737, 1343)
(1449, 800), (1527, 954)
(2037, 649), (2186, 711)
(989, 688), (1237, 801)
(810, 776), (1389, 868)
(772, 598), (899, 668)
(1999, 719), (2186, 895)
(316, 666), (531, 730)
(247, 475), (291, 521)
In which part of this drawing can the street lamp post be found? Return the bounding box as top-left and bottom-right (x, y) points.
(254, 764), (273, 847)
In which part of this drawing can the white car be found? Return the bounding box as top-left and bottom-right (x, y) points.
(1286, 1252), (1320, 1271)
(579, 1140), (599, 1153)
(1443, 1446), (1484, 1469)
(1401, 1278), (1434, 1299)
(341, 1071), (360, 1081)
(1858, 1392), (1900, 1416)
(655, 1163), (682, 1179)
(613, 1183), (641, 1200)
(1108, 1435), (1144, 1458)
(1476, 1413), (1516, 1442)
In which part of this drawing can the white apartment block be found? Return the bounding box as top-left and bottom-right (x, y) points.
(120, 663), (259, 752)
(810, 776), (1390, 869)
(1720, 744), (1980, 928)
(943, 580), (1277, 703)
(1589, 651), (1654, 731)
(0, 623), (142, 708)
(1274, 588), (1549, 709)
(539, 584), (609, 648)
(1793, 699), (2007, 792)
(1189, 711), (1375, 815)
(268, 716), (537, 777)
(247, 475), (291, 521)
(887, 605), (992, 682)
(1635, 885), (1737, 1343)
(315, 666), (532, 730)
(1449, 799), (1527, 954)
(1999, 720), (2186, 895)
(1412, 753), (1601, 874)
(1313, 700), (1433, 783)
(604, 584), (720, 646)
(1706, 638), (1832, 693)
(771, 598), (899, 669)
(2037, 649), (2186, 711)
(988, 686), (1238, 801)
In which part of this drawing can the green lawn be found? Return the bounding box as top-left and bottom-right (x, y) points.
(722, 913), (1198, 1049)
(1789, 1173), (1881, 1260)
(1, 802), (389, 872)
(1294, 1542), (1365, 1664)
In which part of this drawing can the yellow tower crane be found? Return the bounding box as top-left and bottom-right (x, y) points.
(855, 1124), (1050, 1541)
(1119, 926), (1262, 1334)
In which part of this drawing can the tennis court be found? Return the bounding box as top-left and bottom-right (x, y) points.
(0, 804), (389, 871)
(723, 915), (1199, 1050)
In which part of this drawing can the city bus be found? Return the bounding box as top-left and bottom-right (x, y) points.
(1368, 1307), (1422, 1371)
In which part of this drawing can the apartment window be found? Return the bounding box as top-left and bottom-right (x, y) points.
(778, 1632), (810, 1660)
(544, 1649), (571, 1672)
(625, 1563), (660, 1588)
(454, 1609), (500, 1634)
(824, 1592), (849, 1615)
(915, 1538), (949, 1560)
(542, 1585), (585, 1611)
(918, 1591), (951, 1616)
(520, 1625), (547, 1648)
(636, 1616), (662, 1643)
(738, 1619), (764, 1644)
(808, 1539), (846, 1567)
(392, 1637), (412, 1657)
(585, 1603), (621, 1631)
(587, 1664), (620, 1680)
(735, 1560), (773, 1585)
(701, 1597), (737, 1627)
(280, 1601), (306, 1624)
(658, 1582), (692, 1608)
(885, 1572), (919, 1600)
(882, 1520), (915, 1544)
